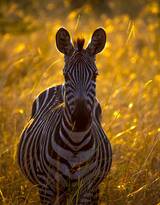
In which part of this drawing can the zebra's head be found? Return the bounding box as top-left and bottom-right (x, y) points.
(56, 28), (106, 131)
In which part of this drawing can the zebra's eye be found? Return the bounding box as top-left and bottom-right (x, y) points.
(92, 73), (98, 81)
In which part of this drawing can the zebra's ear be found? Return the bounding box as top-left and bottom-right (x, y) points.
(56, 28), (74, 55)
(86, 28), (106, 55)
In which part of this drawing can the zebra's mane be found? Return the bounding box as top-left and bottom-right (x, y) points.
(74, 38), (85, 51)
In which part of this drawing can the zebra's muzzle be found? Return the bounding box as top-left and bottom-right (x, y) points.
(71, 98), (92, 131)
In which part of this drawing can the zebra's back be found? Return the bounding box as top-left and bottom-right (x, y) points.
(18, 85), (64, 182)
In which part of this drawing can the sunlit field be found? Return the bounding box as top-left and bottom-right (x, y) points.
(0, 1), (160, 205)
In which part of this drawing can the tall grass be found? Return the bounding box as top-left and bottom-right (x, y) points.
(0, 2), (160, 205)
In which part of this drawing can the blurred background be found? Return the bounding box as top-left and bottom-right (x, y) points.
(0, 0), (160, 205)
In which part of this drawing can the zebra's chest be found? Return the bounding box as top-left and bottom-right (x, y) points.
(50, 130), (97, 177)
(29, 110), (110, 187)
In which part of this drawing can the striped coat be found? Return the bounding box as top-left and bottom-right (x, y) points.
(18, 85), (112, 204)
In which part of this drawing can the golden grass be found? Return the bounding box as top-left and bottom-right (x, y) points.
(0, 3), (160, 205)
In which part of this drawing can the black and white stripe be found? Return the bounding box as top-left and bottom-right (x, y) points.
(18, 28), (112, 205)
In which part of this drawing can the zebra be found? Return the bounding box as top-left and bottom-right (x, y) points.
(18, 27), (112, 205)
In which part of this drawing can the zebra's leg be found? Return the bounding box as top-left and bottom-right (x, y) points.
(39, 185), (56, 205)
(92, 187), (99, 205)
(77, 187), (99, 205)
(39, 186), (67, 205)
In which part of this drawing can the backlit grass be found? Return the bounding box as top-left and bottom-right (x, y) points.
(0, 2), (160, 205)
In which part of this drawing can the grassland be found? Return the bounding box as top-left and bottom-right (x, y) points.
(0, 2), (160, 205)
